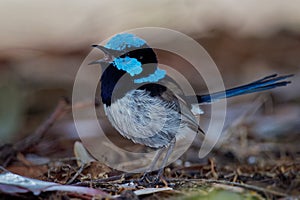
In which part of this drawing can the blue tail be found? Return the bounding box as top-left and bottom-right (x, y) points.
(197, 74), (293, 104)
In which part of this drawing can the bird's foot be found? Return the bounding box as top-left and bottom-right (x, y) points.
(138, 169), (168, 187)
(138, 172), (154, 185)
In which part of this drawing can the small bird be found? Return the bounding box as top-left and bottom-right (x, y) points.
(90, 33), (292, 180)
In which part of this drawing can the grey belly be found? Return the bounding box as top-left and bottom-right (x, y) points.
(104, 90), (182, 148)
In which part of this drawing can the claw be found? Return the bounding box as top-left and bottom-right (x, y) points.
(138, 171), (167, 187)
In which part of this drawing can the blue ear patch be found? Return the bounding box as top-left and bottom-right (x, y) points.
(113, 56), (142, 76)
(105, 33), (146, 51)
(134, 68), (166, 83)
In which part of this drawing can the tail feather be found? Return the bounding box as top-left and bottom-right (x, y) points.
(196, 74), (293, 104)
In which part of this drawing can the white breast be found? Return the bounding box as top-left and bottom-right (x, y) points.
(104, 90), (187, 148)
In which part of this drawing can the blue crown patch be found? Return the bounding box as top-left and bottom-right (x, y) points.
(105, 33), (146, 51)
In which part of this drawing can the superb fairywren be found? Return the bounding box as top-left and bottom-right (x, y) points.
(90, 33), (292, 178)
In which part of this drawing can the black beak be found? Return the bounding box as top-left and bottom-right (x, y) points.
(89, 45), (121, 66)
(88, 59), (107, 66)
(91, 45), (120, 56)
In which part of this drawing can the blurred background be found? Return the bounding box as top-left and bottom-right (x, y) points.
(0, 0), (299, 163)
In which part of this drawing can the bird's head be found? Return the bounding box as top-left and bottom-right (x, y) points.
(90, 33), (167, 105)
(90, 33), (166, 84)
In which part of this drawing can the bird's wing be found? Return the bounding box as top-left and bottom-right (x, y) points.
(160, 89), (205, 135)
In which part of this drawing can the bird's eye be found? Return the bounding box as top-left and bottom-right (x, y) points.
(139, 56), (143, 60)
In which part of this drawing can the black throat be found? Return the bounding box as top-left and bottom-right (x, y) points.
(100, 64), (127, 106)
(100, 64), (167, 106)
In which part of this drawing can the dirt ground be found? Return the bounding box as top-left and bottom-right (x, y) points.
(0, 1), (299, 199)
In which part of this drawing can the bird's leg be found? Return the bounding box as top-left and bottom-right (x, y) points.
(148, 148), (165, 172)
(139, 138), (176, 184)
(140, 147), (165, 182)
(157, 138), (176, 178)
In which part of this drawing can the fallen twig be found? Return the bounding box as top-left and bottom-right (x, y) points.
(1, 98), (97, 167)
(168, 178), (289, 198)
(66, 163), (85, 185)
(73, 172), (137, 186)
(14, 98), (70, 152)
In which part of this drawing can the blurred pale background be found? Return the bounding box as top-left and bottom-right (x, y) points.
(0, 1), (299, 159)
